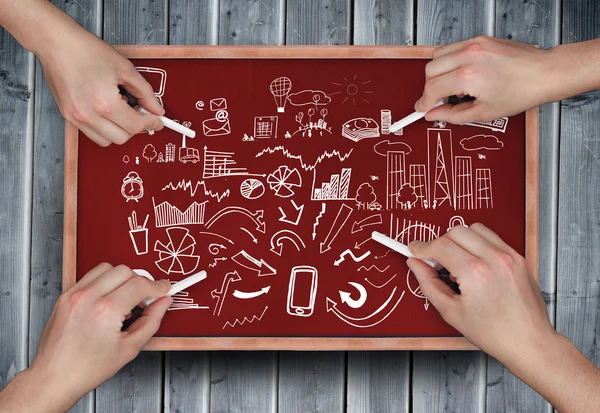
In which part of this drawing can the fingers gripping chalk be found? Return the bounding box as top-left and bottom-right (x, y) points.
(137, 107), (196, 138)
(389, 99), (445, 133)
(371, 231), (438, 268)
(133, 270), (208, 307)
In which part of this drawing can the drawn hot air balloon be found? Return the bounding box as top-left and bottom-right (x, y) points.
(270, 77), (292, 113)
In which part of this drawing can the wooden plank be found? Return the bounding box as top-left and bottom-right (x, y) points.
(285, 0), (350, 45)
(413, 1), (493, 411)
(95, 3), (167, 412)
(556, 0), (600, 383)
(169, 0), (218, 45)
(353, 0), (413, 46)
(487, 1), (560, 412)
(210, 352), (277, 413)
(348, 2), (412, 412)
(0, 26), (33, 390)
(219, 0), (284, 45)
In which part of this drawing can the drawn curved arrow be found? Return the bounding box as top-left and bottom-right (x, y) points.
(351, 214), (383, 234)
(211, 271), (242, 316)
(339, 282), (367, 309)
(270, 230), (306, 256)
(326, 287), (405, 328)
(206, 207), (266, 233)
(240, 227), (258, 243)
(334, 249), (371, 266)
(233, 286), (271, 299)
(231, 250), (277, 276)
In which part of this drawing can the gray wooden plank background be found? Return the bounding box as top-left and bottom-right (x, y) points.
(0, 0), (596, 412)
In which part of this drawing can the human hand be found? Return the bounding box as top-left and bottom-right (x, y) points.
(26, 263), (172, 412)
(415, 36), (557, 123)
(407, 224), (555, 371)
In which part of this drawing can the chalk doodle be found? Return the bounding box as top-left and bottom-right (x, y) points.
(327, 288), (405, 328)
(240, 179), (266, 200)
(329, 74), (373, 105)
(267, 165), (302, 198)
(255, 146), (353, 171)
(287, 266), (318, 317)
(121, 172), (144, 203)
(162, 180), (230, 202)
(270, 229), (306, 256)
(154, 227), (200, 275)
(223, 306), (269, 329)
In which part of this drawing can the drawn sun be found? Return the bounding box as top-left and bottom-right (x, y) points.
(329, 74), (373, 105)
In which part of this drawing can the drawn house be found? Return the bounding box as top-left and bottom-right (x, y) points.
(426, 129), (454, 209)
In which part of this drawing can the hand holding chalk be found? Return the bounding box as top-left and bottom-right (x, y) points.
(143, 270), (207, 307)
(389, 99), (445, 133)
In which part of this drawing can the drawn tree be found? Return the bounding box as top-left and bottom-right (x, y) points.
(355, 183), (377, 210)
(396, 184), (418, 210)
(143, 144), (157, 162)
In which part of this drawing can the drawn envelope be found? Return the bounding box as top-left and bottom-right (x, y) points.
(210, 98), (227, 111)
(203, 117), (231, 136)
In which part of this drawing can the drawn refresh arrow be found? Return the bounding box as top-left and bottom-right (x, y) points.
(211, 270), (242, 316)
(278, 199), (304, 226)
(351, 214), (383, 234)
(206, 207), (266, 233)
(339, 282), (367, 309)
(326, 287), (406, 328)
(270, 230), (306, 256)
(233, 286), (271, 299)
(231, 250), (277, 276)
(320, 204), (353, 253)
(334, 249), (371, 266)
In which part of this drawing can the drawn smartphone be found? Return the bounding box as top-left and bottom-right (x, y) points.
(287, 266), (318, 317)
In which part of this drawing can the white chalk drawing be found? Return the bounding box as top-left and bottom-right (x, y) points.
(270, 77), (292, 113)
(162, 180), (230, 202)
(326, 287), (405, 328)
(169, 288), (209, 312)
(195, 100), (204, 110)
(339, 282), (367, 309)
(242, 134), (255, 142)
(270, 230), (306, 256)
(454, 156), (474, 210)
(267, 165), (302, 198)
(240, 227), (257, 244)
(312, 203), (326, 240)
(288, 89), (331, 109)
(464, 117), (509, 133)
(154, 227), (200, 275)
(354, 236), (372, 249)
(291, 108), (331, 137)
(351, 214), (383, 234)
(373, 140), (413, 210)
(231, 250), (277, 277)
(233, 286), (271, 300)
(391, 217), (441, 244)
(381, 109), (391, 134)
(365, 274), (397, 289)
(142, 144), (157, 162)
(135, 67), (167, 106)
(254, 116), (278, 139)
(342, 118), (380, 142)
(278, 199), (304, 225)
(447, 215), (467, 232)
(476, 168), (494, 209)
(203, 147), (263, 179)
(460, 134), (504, 151)
(334, 249), (371, 266)
(135, 157), (140, 165)
(203, 98), (231, 136)
(358, 264), (390, 273)
(152, 198), (207, 227)
(128, 211), (149, 255)
(123, 155), (130, 164)
(177, 125), (200, 163)
(311, 168), (353, 201)
(409, 164), (427, 208)
(427, 129), (454, 210)
(157, 153), (165, 163)
(287, 266), (318, 317)
(396, 183), (418, 210)
(407, 269), (429, 310)
(478, 154), (487, 160)
(223, 306), (268, 329)
(370, 175), (379, 181)
(121, 172), (144, 203)
(208, 257), (227, 268)
(433, 120), (447, 129)
(211, 270), (242, 316)
(208, 243), (227, 255)
(256, 146), (353, 171)
(320, 204), (353, 253)
(205, 207), (266, 233)
(355, 183), (381, 211)
(197, 231), (234, 245)
(329, 75), (373, 105)
(240, 179), (265, 200)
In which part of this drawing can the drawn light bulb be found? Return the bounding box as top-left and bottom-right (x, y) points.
(270, 77), (292, 113)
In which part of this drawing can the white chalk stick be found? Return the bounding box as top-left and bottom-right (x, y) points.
(371, 231), (438, 269)
(138, 107), (196, 138)
(389, 99), (445, 133)
(143, 270), (207, 307)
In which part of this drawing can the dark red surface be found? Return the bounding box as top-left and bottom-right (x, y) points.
(77, 58), (525, 337)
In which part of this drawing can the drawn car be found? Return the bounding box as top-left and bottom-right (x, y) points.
(367, 202), (382, 211)
(179, 147), (200, 163)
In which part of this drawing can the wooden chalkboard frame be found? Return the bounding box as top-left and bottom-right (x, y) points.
(63, 46), (539, 351)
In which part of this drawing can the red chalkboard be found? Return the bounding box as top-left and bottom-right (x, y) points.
(64, 47), (539, 350)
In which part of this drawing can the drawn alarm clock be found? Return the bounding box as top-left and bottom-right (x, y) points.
(121, 171), (144, 202)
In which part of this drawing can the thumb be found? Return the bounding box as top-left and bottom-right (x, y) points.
(124, 296), (172, 350)
(407, 258), (457, 317)
(121, 67), (165, 116)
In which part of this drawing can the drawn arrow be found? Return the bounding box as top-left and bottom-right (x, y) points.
(206, 207), (266, 233)
(354, 237), (372, 249)
(208, 243), (227, 255)
(339, 282), (367, 309)
(240, 227), (258, 244)
(208, 257), (227, 268)
(211, 270), (242, 316)
(278, 199), (304, 226)
(312, 203), (326, 240)
(326, 287), (405, 328)
(198, 231), (234, 245)
(270, 230), (306, 256)
(334, 249), (371, 266)
(320, 204), (353, 253)
(233, 286), (271, 299)
(351, 214), (383, 234)
(231, 250), (277, 277)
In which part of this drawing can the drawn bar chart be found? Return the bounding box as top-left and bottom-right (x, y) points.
(203, 147), (261, 179)
(153, 198), (207, 227)
(312, 168), (352, 200)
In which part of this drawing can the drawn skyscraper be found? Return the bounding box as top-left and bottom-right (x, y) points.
(409, 164), (427, 208)
(476, 168), (493, 208)
(165, 143), (176, 162)
(427, 129), (454, 209)
(386, 151), (406, 209)
(454, 156), (474, 210)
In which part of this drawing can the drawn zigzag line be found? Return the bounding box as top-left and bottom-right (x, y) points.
(255, 146), (353, 171)
(358, 264), (390, 273)
(314, 207), (325, 229)
(162, 180), (230, 202)
(223, 306), (269, 329)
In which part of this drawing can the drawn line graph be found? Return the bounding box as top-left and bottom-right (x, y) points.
(365, 274), (397, 289)
(255, 146), (353, 171)
(358, 265), (390, 272)
(162, 180), (230, 202)
(223, 306), (269, 329)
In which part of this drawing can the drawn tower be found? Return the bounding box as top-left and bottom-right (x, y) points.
(386, 151), (407, 209)
(476, 168), (493, 208)
(427, 129), (454, 209)
(454, 156), (474, 210)
(409, 164), (427, 208)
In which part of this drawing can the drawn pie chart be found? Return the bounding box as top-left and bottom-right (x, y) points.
(267, 166), (302, 198)
(240, 179), (265, 200)
(154, 227), (200, 275)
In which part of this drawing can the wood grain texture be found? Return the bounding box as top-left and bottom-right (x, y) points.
(286, 0), (350, 45)
(488, 1), (560, 412)
(170, 0), (218, 45)
(219, 0), (284, 45)
(347, 352), (410, 413)
(556, 0), (600, 370)
(210, 352), (277, 413)
(104, 0), (167, 45)
(0, 26), (33, 390)
(165, 352), (210, 413)
(353, 0), (413, 45)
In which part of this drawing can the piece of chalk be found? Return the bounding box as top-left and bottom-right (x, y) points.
(371, 231), (438, 269)
(389, 99), (445, 133)
(138, 107), (196, 138)
(143, 270), (207, 307)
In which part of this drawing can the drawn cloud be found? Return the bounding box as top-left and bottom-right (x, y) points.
(373, 140), (412, 157)
(287, 90), (331, 107)
(460, 134), (504, 151)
